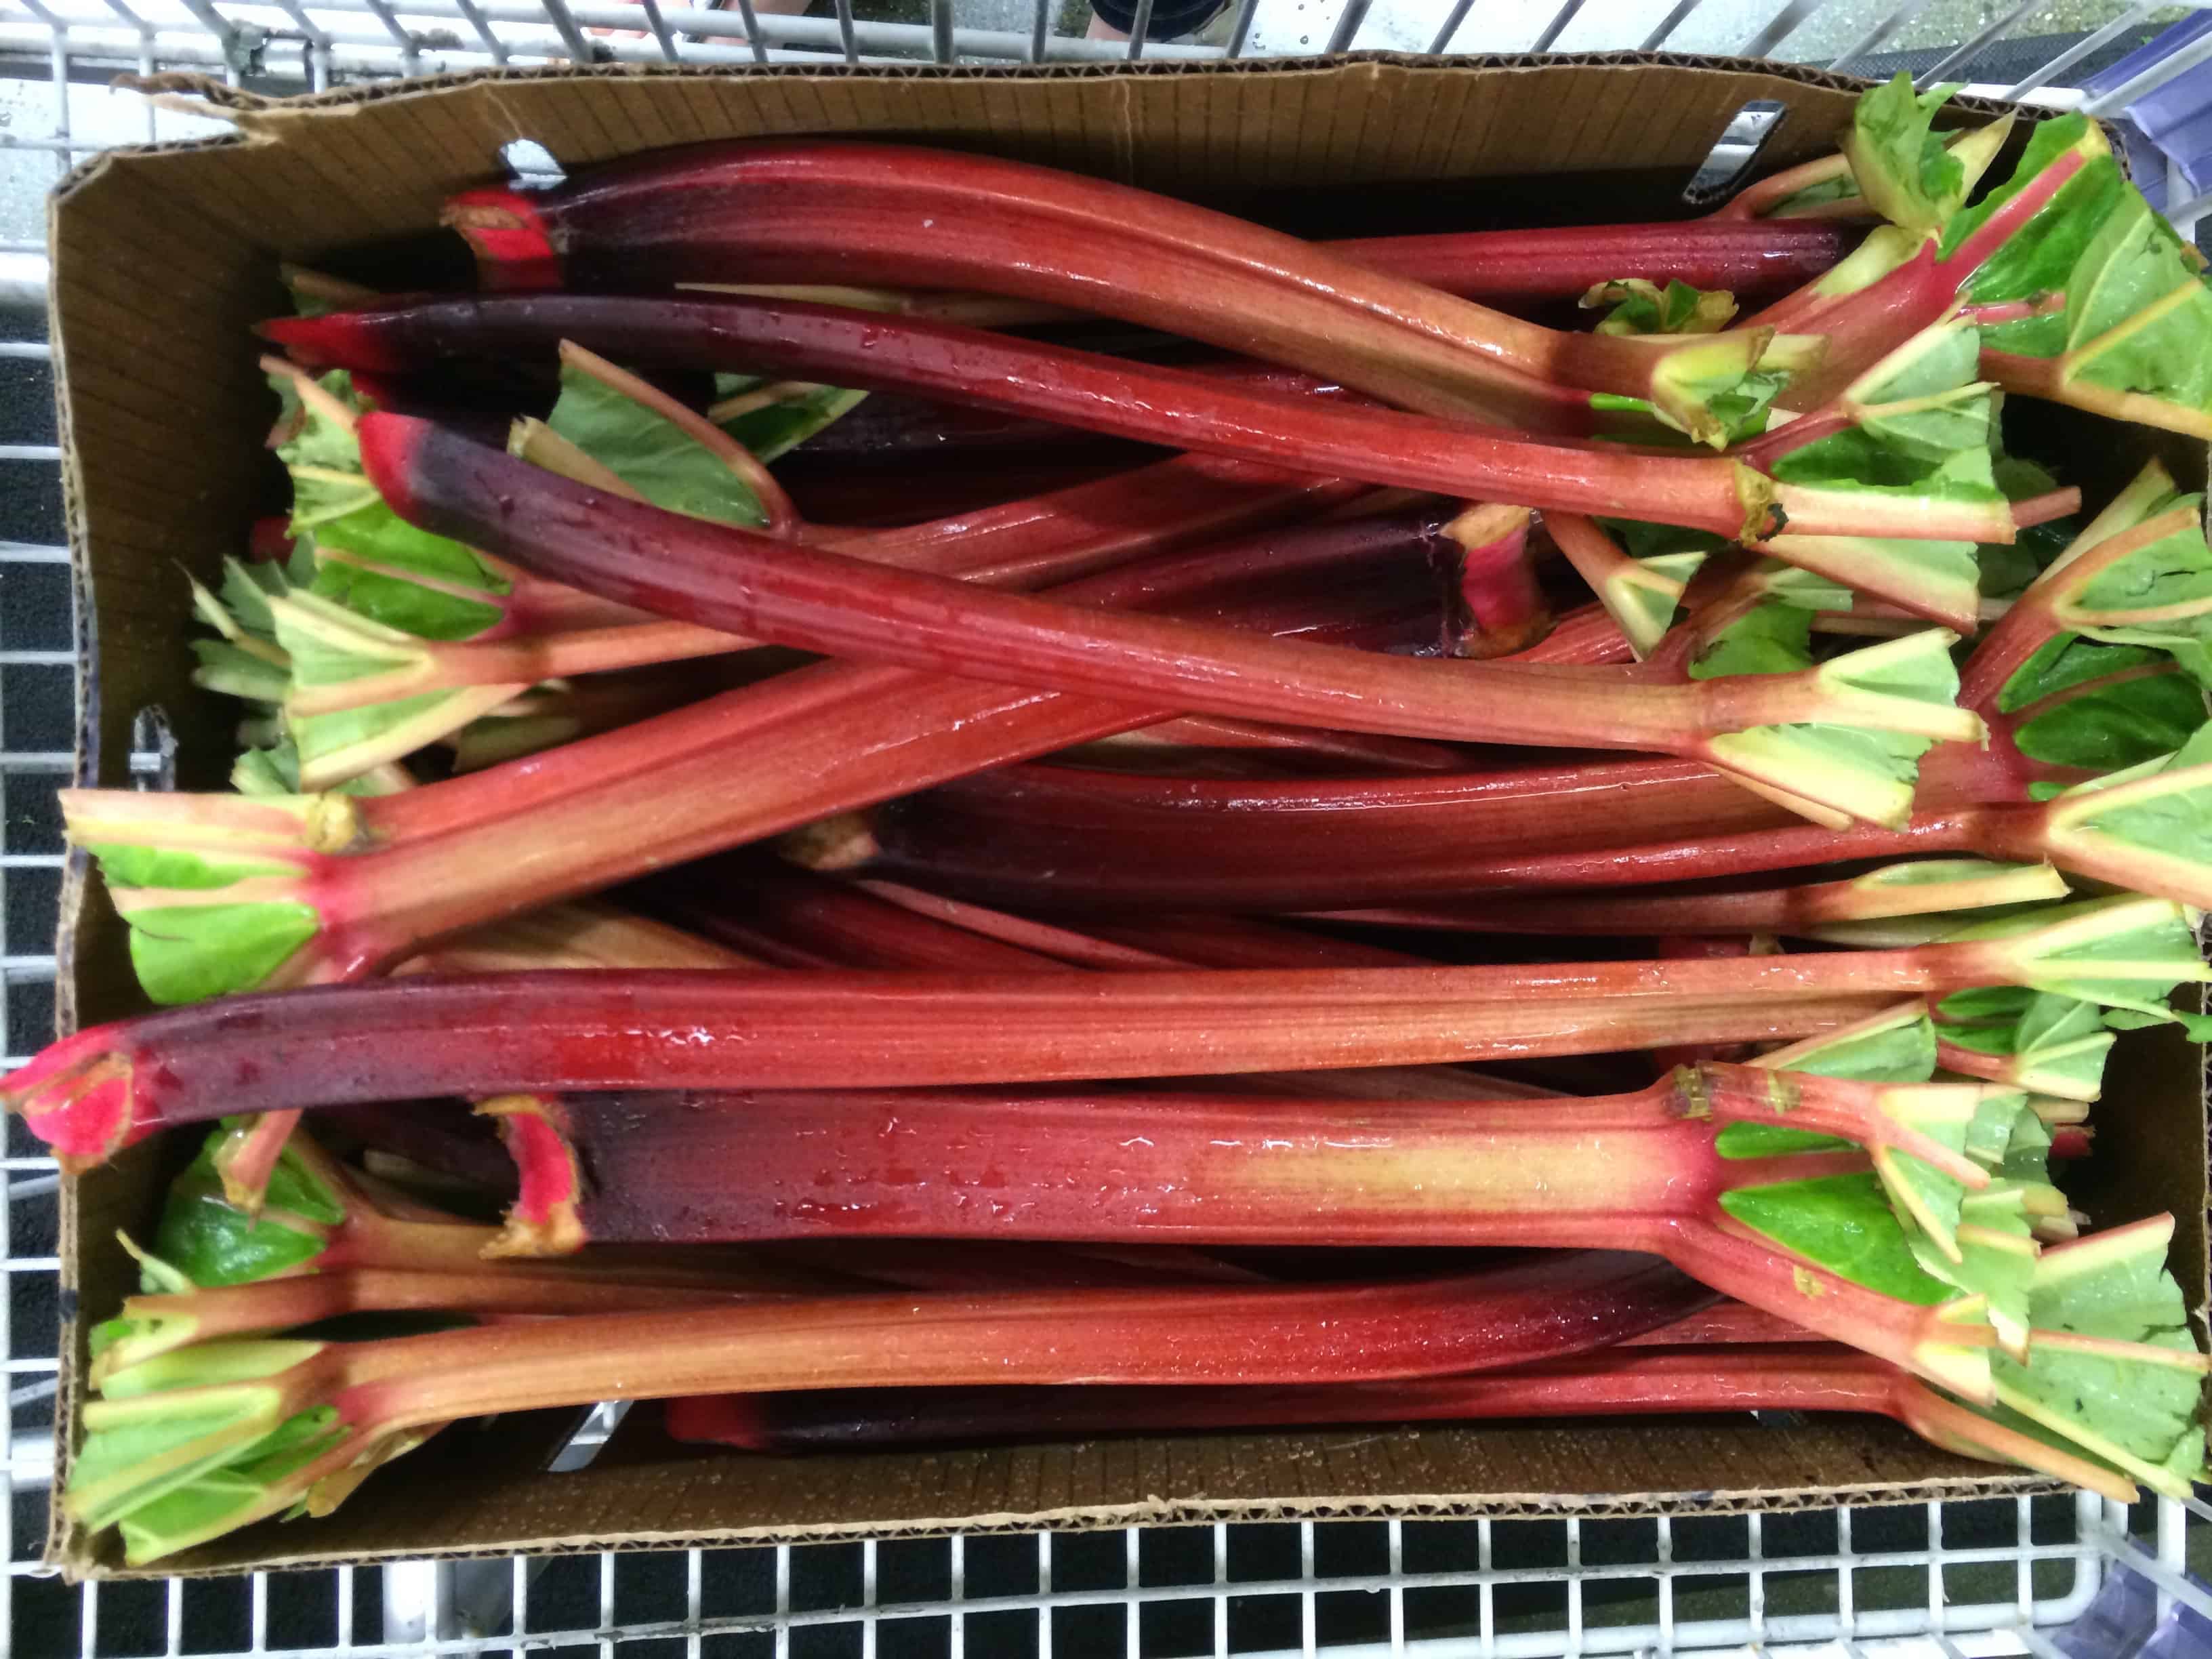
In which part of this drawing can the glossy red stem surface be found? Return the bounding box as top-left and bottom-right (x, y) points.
(358, 415), (1871, 762)
(442, 142), (1706, 422)
(665, 1343), (1895, 1451)
(275, 301), (1780, 535)
(859, 759), (1785, 909)
(329, 1253), (1719, 1433)
(9, 964), (1906, 1148)
(542, 1067), (1873, 1250)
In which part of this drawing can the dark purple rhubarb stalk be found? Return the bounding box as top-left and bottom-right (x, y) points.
(657, 1344), (2130, 1499)
(832, 758), (1793, 911)
(264, 298), (2001, 544)
(440, 142), (1790, 440)
(3, 963), (1910, 1166)
(347, 413), (1981, 825)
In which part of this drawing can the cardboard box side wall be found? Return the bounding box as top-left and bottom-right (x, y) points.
(45, 54), (2210, 1578)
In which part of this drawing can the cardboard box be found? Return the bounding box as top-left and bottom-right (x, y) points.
(44, 52), (2210, 1578)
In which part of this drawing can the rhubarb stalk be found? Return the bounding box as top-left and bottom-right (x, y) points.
(11, 897), (2200, 1166)
(355, 411), (1983, 827)
(70, 1252), (1710, 1563)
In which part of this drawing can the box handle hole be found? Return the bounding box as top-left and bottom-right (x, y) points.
(1682, 100), (1788, 207)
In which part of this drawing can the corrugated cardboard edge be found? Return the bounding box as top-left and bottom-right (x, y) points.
(99, 1473), (2068, 1577)
(37, 54), (2204, 1580)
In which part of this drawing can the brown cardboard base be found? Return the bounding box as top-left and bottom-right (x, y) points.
(44, 53), (2209, 1579)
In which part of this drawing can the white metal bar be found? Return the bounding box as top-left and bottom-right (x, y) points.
(831, 0), (856, 62)
(1124, 0), (1153, 59)
(1828, 0), (1933, 71)
(1641, 0), (1704, 49)
(1526, 0), (1582, 51)
(2006, 1), (2164, 100)
(1914, 0), (2039, 89)
(1323, 0), (1367, 52)
(531, 0), (594, 60)
(1738, 0), (1829, 59)
(1423, 0), (1472, 54)
(1223, 0), (1256, 54)
(635, 0), (677, 58)
(927, 0), (947, 61)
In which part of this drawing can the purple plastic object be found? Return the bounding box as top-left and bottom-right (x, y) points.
(2051, 1550), (2212, 1659)
(2081, 13), (2212, 210)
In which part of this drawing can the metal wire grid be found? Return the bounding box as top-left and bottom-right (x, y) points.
(0, 1), (2210, 1651)
(0, 0), (2208, 94)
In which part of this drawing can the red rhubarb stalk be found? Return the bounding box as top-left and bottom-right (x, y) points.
(841, 758), (1794, 909)
(68, 505), (1455, 995)
(270, 298), (1857, 541)
(1, 965), (1919, 1163)
(1309, 861), (2070, 940)
(352, 413), (1982, 819)
(74, 1253), (1712, 1562)
(658, 1343), (2128, 1500)
(1326, 220), (1856, 305)
(441, 142), (1788, 438)
(472, 1062), (2005, 1396)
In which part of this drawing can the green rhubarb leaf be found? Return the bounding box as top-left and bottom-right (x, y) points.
(1689, 600), (1809, 680)
(2062, 495), (2212, 649)
(713, 374), (869, 462)
(309, 557), (505, 643)
(1772, 1006), (1941, 1084)
(1912, 1183), (2036, 1353)
(68, 1387), (300, 1535)
(1952, 117), (2212, 434)
(191, 640), (289, 706)
(1940, 894), (2210, 1024)
(1963, 1089), (2025, 1169)
(84, 842), (298, 893)
(1715, 1122), (1853, 1159)
(233, 738), (406, 799)
(549, 359), (769, 528)
(2015, 674), (2206, 771)
(218, 552), (314, 642)
(155, 1130), (341, 1288)
(1999, 635), (2170, 714)
(1941, 993), (2114, 1101)
(2045, 724), (2212, 910)
(1843, 75), (1969, 237)
(1582, 278), (1736, 337)
(1704, 627), (1967, 830)
(116, 1406), (348, 1566)
(1945, 114), (2116, 289)
(1719, 1170), (1960, 1305)
(1990, 1223), (2210, 1496)
(115, 902), (319, 1008)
